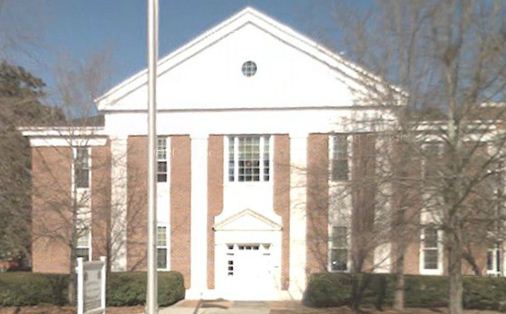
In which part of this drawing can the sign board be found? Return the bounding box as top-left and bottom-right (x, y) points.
(76, 256), (106, 314)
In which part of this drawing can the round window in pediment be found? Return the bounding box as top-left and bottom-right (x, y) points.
(241, 61), (257, 77)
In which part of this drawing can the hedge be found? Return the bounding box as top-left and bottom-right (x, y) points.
(0, 271), (185, 307)
(304, 272), (506, 311)
(107, 271), (185, 306)
(0, 272), (69, 306)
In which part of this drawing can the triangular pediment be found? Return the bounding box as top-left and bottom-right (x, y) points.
(214, 209), (282, 232)
(97, 7), (398, 112)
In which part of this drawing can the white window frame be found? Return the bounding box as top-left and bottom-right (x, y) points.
(73, 147), (91, 190)
(329, 134), (350, 182)
(225, 135), (272, 183)
(157, 137), (168, 183)
(72, 147), (92, 263)
(328, 225), (349, 272)
(157, 224), (169, 271)
(419, 227), (443, 275)
(487, 243), (502, 276)
(76, 227), (92, 262)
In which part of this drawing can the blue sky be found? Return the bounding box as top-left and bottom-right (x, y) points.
(1, 0), (366, 99)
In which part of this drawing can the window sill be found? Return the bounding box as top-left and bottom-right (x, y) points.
(328, 269), (349, 273)
(419, 269), (443, 275)
(225, 181), (273, 186)
(329, 181), (350, 187)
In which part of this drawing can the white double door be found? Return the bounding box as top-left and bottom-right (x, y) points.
(223, 243), (276, 299)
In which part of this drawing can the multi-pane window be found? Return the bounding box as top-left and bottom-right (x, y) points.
(76, 228), (90, 261)
(331, 135), (349, 181)
(492, 162), (504, 218)
(422, 227), (439, 270)
(330, 226), (348, 271)
(157, 137), (168, 183)
(157, 226), (168, 269)
(487, 244), (502, 276)
(228, 135), (270, 182)
(74, 147), (90, 189)
(422, 143), (441, 179)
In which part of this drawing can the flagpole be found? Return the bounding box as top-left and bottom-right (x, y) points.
(146, 0), (159, 313)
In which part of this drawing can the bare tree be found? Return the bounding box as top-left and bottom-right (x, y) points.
(325, 1), (506, 313)
(24, 50), (121, 304)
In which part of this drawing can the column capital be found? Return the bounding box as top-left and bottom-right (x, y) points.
(190, 132), (209, 140)
(289, 131), (309, 140)
(109, 135), (128, 141)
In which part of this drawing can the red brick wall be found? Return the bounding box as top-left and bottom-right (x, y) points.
(91, 143), (111, 260)
(207, 135), (223, 289)
(170, 135), (192, 288)
(126, 136), (148, 270)
(306, 134), (329, 274)
(31, 146), (72, 273)
(390, 139), (420, 275)
(273, 135), (290, 290)
(351, 134), (377, 272)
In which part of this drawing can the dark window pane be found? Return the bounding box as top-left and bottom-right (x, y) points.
(331, 136), (349, 181)
(424, 250), (438, 269)
(157, 174), (167, 182)
(332, 226), (347, 247)
(497, 249), (501, 272)
(75, 148), (90, 188)
(331, 249), (348, 271)
(332, 160), (349, 181)
(157, 248), (167, 269)
(157, 161), (167, 182)
(157, 161), (167, 173)
(76, 248), (90, 261)
(76, 169), (89, 188)
(424, 228), (438, 248)
(487, 251), (494, 271)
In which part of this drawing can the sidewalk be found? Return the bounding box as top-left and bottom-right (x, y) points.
(158, 300), (270, 314)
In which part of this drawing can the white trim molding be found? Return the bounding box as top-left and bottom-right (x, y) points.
(288, 132), (308, 299)
(188, 133), (209, 298)
(29, 138), (107, 147)
(157, 136), (171, 270)
(328, 134), (353, 273)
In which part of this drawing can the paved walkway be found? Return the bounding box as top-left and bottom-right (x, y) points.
(159, 301), (271, 314)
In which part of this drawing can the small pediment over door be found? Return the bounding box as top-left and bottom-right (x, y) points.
(214, 209), (282, 232)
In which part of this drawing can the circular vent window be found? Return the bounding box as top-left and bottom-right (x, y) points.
(241, 61), (257, 77)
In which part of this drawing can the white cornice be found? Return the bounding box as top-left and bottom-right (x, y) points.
(19, 126), (106, 137)
(19, 126), (108, 147)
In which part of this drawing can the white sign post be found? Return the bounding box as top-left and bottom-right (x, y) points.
(76, 256), (107, 314)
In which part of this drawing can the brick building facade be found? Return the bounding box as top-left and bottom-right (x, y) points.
(22, 7), (499, 300)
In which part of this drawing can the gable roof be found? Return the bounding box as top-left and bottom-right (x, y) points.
(97, 6), (400, 111)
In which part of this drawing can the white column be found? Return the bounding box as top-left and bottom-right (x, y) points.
(288, 132), (308, 299)
(110, 136), (128, 271)
(157, 138), (171, 269)
(189, 133), (208, 297)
